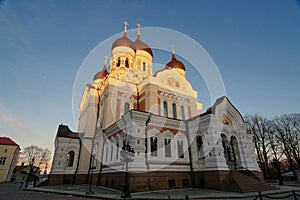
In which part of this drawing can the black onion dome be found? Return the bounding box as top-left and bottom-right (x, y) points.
(111, 36), (135, 51)
(134, 38), (153, 56)
(165, 53), (185, 71)
(93, 67), (109, 80)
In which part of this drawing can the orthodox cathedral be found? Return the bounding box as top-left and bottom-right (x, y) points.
(49, 23), (272, 192)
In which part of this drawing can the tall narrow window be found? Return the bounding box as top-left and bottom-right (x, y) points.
(172, 103), (177, 118)
(181, 105), (185, 120)
(196, 136), (204, 159)
(110, 143), (113, 161)
(66, 151), (75, 167)
(143, 62), (146, 71)
(116, 140), (119, 160)
(125, 58), (129, 68)
(221, 134), (232, 161)
(177, 140), (184, 158)
(164, 138), (171, 157)
(150, 137), (158, 157)
(105, 143), (108, 162)
(124, 102), (130, 114)
(163, 101), (168, 117)
(117, 58), (121, 67)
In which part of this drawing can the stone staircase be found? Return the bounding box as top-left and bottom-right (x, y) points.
(223, 170), (277, 193)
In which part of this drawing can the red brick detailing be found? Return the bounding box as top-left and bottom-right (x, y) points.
(100, 171), (191, 192)
(116, 99), (121, 121)
(140, 99), (145, 111)
(147, 125), (186, 135)
(139, 91), (146, 99)
(117, 91), (123, 96)
(158, 98), (161, 115)
(48, 170), (266, 193)
(107, 130), (123, 139)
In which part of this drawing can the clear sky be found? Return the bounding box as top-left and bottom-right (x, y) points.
(0, 0), (299, 153)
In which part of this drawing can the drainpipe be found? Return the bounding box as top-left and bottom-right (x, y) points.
(136, 84), (140, 111)
(73, 139), (82, 184)
(145, 113), (152, 190)
(185, 120), (195, 187)
(97, 129), (105, 186)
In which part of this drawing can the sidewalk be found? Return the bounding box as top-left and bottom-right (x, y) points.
(25, 183), (300, 200)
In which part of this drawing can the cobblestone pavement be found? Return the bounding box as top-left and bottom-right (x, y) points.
(0, 182), (96, 200)
(1, 181), (300, 200)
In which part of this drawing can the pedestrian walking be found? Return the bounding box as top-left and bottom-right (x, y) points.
(19, 177), (25, 190)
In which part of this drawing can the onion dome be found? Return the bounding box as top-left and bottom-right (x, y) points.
(94, 56), (109, 80)
(134, 24), (153, 56)
(111, 22), (135, 51)
(93, 67), (108, 80)
(165, 51), (185, 71)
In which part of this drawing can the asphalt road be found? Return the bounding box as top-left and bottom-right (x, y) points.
(0, 182), (96, 200)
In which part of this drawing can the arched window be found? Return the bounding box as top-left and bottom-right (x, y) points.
(172, 103), (177, 118)
(124, 102), (130, 114)
(221, 134), (231, 161)
(125, 58), (129, 68)
(66, 151), (75, 167)
(164, 138), (171, 157)
(196, 136), (204, 159)
(143, 62), (146, 71)
(150, 137), (158, 157)
(177, 140), (184, 158)
(117, 58), (121, 67)
(181, 105), (185, 120)
(163, 101), (168, 117)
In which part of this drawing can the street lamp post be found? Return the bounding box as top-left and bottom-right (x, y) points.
(120, 140), (135, 198)
(25, 158), (35, 188)
(86, 86), (101, 195)
(272, 158), (283, 185)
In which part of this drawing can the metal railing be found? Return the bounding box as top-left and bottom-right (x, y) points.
(253, 190), (300, 200)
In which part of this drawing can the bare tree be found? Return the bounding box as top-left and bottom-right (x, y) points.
(245, 114), (276, 179)
(273, 114), (300, 174)
(19, 145), (51, 171)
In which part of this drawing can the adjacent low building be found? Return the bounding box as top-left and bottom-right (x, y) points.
(0, 137), (20, 182)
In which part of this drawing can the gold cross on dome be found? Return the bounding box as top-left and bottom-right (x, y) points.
(123, 21), (129, 32)
(104, 55), (108, 66)
(171, 44), (175, 54)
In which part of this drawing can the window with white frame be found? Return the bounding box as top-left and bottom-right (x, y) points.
(163, 101), (168, 117)
(164, 138), (171, 157)
(181, 105), (185, 120)
(172, 103), (177, 118)
(150, 137), (158, 157)
(177, 140), (184, 158)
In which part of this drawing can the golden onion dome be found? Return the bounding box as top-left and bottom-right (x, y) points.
(165, 53), (185, 71)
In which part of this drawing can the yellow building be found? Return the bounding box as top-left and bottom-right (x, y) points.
(0, 137), (20, 182)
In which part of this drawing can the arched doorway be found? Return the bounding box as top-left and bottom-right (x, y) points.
(230, 136), (241, 168)
(221, 134), (235, 170)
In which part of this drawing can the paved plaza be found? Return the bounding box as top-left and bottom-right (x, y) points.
(1, 181), (300, 200)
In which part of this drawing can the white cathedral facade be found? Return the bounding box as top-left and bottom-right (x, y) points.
(49, 24), (266, 192)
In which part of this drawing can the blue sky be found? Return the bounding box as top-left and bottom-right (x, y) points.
(0, 0), (299, 152)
